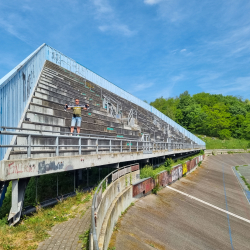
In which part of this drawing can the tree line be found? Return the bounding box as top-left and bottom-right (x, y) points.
(150, 91), (250, 140)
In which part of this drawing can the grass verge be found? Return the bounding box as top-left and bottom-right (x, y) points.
(0, 191), (92, 250)
(197, 135), (250, 150)
(79, 229), (90, 250)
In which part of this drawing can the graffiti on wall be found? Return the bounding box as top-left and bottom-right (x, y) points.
(182, 163), (188, 175)
(172, 167), (179, 182)
(38, 161), (64, 174)
(178, 165), (183, 178)
(7, 162), (36, 176)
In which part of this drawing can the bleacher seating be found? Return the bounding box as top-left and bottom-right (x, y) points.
(8, 60), (194, 160)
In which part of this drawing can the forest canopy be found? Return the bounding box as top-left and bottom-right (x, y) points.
(150, 91), (250, 140)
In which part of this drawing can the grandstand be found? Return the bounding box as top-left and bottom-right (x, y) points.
(0, 44), (205, 225)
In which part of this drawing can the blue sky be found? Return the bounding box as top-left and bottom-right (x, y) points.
(0, 0), (250, 102)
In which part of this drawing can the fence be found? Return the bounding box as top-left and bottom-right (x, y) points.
(0, 44), (205, 160)
(0, 130), (204, 159)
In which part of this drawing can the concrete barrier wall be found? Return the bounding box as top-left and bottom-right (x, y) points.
(101, 186), (134, 250)
(133, 155), (204, 196)
(96, 169), (140, 244)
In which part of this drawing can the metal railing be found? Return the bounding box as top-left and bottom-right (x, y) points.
(1, 126), (138, 141)
(0, 130), (204, 158)
(90, 163), (139, 250)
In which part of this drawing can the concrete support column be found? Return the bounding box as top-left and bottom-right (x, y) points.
(12, 180), (18, 213)
(87, 139), (91, 150)
(78, 169), (83, 181)
(87, 168), (89, 187)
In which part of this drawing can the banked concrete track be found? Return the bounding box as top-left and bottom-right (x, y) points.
(109, 154), (250, 250)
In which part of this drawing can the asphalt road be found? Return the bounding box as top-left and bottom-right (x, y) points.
(109, 154), (250, 250)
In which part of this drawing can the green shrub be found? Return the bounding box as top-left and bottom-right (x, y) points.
(152, 184), (160, 195)
(0, 182), (12, 221)
(165, 158), (174, 167)
(218, 129), (231, 140)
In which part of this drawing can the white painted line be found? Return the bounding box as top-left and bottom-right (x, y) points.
(166, 186), (250, 224)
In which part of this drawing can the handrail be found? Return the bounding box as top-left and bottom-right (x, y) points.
(91, 163), (139, 250)
(0, 131), (204, 158)
(1, 126), (138, 141)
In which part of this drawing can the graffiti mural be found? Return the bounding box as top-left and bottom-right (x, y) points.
(178, 165), (183, 178)
(172, 167), (179, 182)
(182, 163), (188, 175)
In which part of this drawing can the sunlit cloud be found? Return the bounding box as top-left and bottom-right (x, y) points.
(144, 0), (163, 5)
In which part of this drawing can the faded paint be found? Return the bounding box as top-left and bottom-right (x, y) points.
(172, 167), (179, 182)
(131, 164), (139, 172)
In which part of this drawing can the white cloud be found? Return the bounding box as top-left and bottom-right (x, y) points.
(92, 0), (112, 14)
(144, 0), (163, 5)
(0, 16), (28, 44)
(180, 49), (186, 53)
(198, 76), (250, 96)
(133, 82), (154, 92)
(92, 0), (135, 36)
(154, 75), (184, 98)
(99, 24), (135, 36)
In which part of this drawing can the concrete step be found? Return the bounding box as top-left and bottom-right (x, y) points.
(25, 111), (115, 133)
(41, 70), (102, 100)
(37, 79), (102, 105)
(29, 102), (113, 127)
(31, 97), (115, 123)
(39, 77), (102, 103)
(21, 122), (124, 137)
(21, 119), (139, 139)
(28, 103), (128, 133)
(26, 111), (66, 126)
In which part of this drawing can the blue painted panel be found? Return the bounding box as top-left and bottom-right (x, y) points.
(0, 44), (46, 160)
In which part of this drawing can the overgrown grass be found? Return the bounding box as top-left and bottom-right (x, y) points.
(197, 135), (250, 149)
(0, 191), (92, 250)
(79, 229), (90, 250)
(241, 176), (250, 190)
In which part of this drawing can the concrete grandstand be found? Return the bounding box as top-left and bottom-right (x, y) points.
(0, 44), (205, 225)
